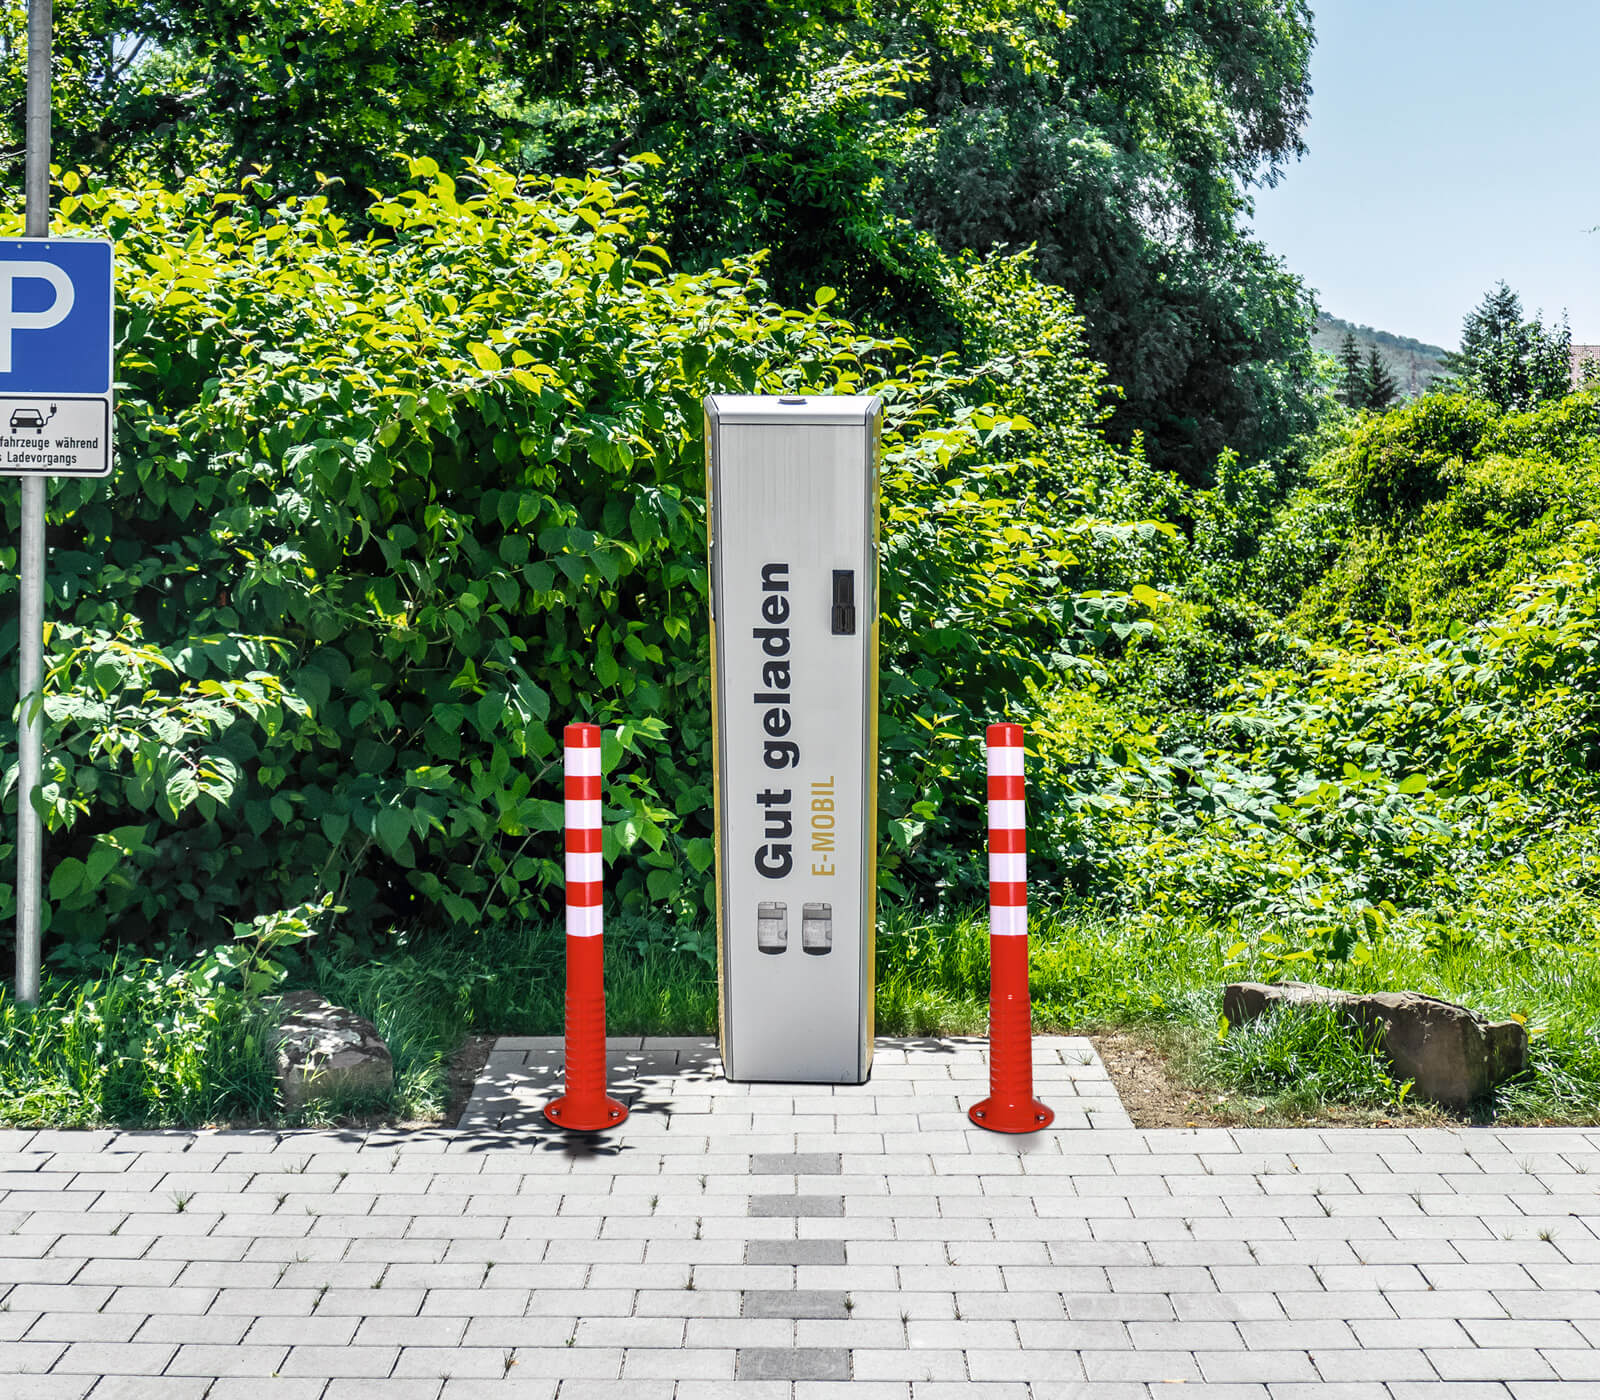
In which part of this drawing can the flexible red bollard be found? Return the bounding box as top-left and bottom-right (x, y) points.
(968, 722), (1053, 1134)
(543, 723), (628, 1132)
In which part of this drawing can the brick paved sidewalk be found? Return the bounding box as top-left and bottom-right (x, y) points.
(2, 1035), (1599, 1399)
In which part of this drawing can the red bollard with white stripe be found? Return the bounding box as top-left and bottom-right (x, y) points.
(968, 722), (1054, 1134)
(543, 722), (628, 1132)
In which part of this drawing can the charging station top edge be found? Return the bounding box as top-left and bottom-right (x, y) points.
(704, 394), (881, 426)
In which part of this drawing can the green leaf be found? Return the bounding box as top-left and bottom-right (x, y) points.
(49, 857), (87, 900)
(353, 739), (395, 774)
(321, 810), (351, 846)
(374, 806), (412, 859)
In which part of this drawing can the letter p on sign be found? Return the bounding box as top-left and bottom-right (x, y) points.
(0, 263), (75, 374)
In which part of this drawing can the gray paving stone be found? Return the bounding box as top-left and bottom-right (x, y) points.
(325, 1383), (444, 1400)
(278, 1344), (402, 1377)
(746, 1238), (845, 1265)
(735, 1347), (849, 1381)
(51, 1343), (175, 1375)
(1427, 1348), (1558, 1381)
(865, 1349), (984, 1383)
(742, 1289), (850, 1319)
(164, 1343), (291, 1376)
(3, 1381), (93, 1400)
(84, 1381), (210, 1400)
(749, 1194), (844, 1217)
(752, 1153), (842, 1175)
(551, 1384), (673, 1400)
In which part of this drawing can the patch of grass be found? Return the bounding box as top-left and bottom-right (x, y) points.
(307, 917), (718, 1119)
(8, 898), (1600, 1127)
(876, 903), (1600, 1122)
(874, 905), (1229, 1035)
(0, 957), (277, 1128)
(1198, 1003), (1409, 1113)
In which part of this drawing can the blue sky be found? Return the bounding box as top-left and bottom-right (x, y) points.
(1248, 0), (1600, 351)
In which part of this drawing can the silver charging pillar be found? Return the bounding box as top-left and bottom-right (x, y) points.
(705, 394), (881, 1083)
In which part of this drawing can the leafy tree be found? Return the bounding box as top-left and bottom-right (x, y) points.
(1362, 347), (1399, 412)
(0, 0), (514, 188)
(1446, 282), (1572, 413)
(531, 0), (1321, 479)
(8, 0), (1320, 484)
(1339, 331), (1364, 409)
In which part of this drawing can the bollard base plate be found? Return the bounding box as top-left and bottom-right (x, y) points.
(543, 1095), (629, 1133)
(968, 1096), (1054, 1135)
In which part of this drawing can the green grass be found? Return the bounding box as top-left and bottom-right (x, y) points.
(309, 916), (719, 1120)
(5, 903), (1600, 1126)
(1197, 1002), (1408, 1112)
(0, 957), (277, 1127)
(877, 905), (1600, 1123)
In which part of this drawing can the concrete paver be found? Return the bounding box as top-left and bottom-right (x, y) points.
(0, 1035), (1597, 1394)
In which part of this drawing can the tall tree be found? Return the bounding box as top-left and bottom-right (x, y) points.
(1362, 347), (1398, 412)
(6, 0), (1320, 485)
(0, 0), (513, 186)
(1339, 331), (1364, 409)
(1447, 282), (1572, 412)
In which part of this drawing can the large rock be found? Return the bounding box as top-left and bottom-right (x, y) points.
(272, 991), (394, 1111)
(1222, 981), (1529, 1109)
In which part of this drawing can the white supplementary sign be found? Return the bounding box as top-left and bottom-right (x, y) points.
(0, 239), (114, 478)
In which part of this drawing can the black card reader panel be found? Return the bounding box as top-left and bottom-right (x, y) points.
(831, 570), (856, 635)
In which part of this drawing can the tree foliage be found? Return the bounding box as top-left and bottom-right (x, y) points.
(1446, 282), (1572, 414)
(0, 160), (1157, 966)
(1339, 331), (1363, 409)
(1362, 347), (1399, 413)
(6, 0), (1320, 484)
(0, 1), (510, 183)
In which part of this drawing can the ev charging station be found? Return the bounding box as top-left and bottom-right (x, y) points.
(705, 395), (882, 1084)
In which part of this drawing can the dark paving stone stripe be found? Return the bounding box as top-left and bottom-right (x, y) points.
(751, 1152), (843, 1176)
(742, 1289), (850, 1320)
(748, 1194), (845, 1218)
(746, 1239), (846, 1266)
(736, 1347), (850, 1381)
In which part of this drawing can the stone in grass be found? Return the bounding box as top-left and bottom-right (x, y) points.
(272, 990), (394, 1111)
(1221, 981), (1529, 1110)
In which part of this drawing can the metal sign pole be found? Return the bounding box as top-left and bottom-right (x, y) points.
(16, 0), (53, 1004)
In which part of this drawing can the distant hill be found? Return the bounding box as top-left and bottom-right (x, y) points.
(1311, 314), (1453, 400)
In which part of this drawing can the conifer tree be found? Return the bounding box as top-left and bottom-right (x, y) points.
(1339, 331), (1365, 409)
(1447, 282), (1572, 411)
(1362, 347), (1399, 411)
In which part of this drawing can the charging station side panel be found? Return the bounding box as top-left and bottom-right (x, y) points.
(703, 404), (728, 1065)
(861, 405), (881, 1076)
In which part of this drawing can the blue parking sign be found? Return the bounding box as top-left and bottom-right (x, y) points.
(0, 239), (114, 477)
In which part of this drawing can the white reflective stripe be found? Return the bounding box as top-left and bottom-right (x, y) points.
(987, 745), (1025, 776)
(566, 851), (603, 883)
(565, 799), (602, 830)
(989, 852), (1026, 884)
(564, 746), (602, 777)
(989, 904), (1027, 937)
(988, 799), (1026, 831)
(566, 904), (603, 938)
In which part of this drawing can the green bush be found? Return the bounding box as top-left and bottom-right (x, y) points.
(0, 158), (1146, 963)
(1488, 389), (1600, 462)
(1337, 392), (1497, 523)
